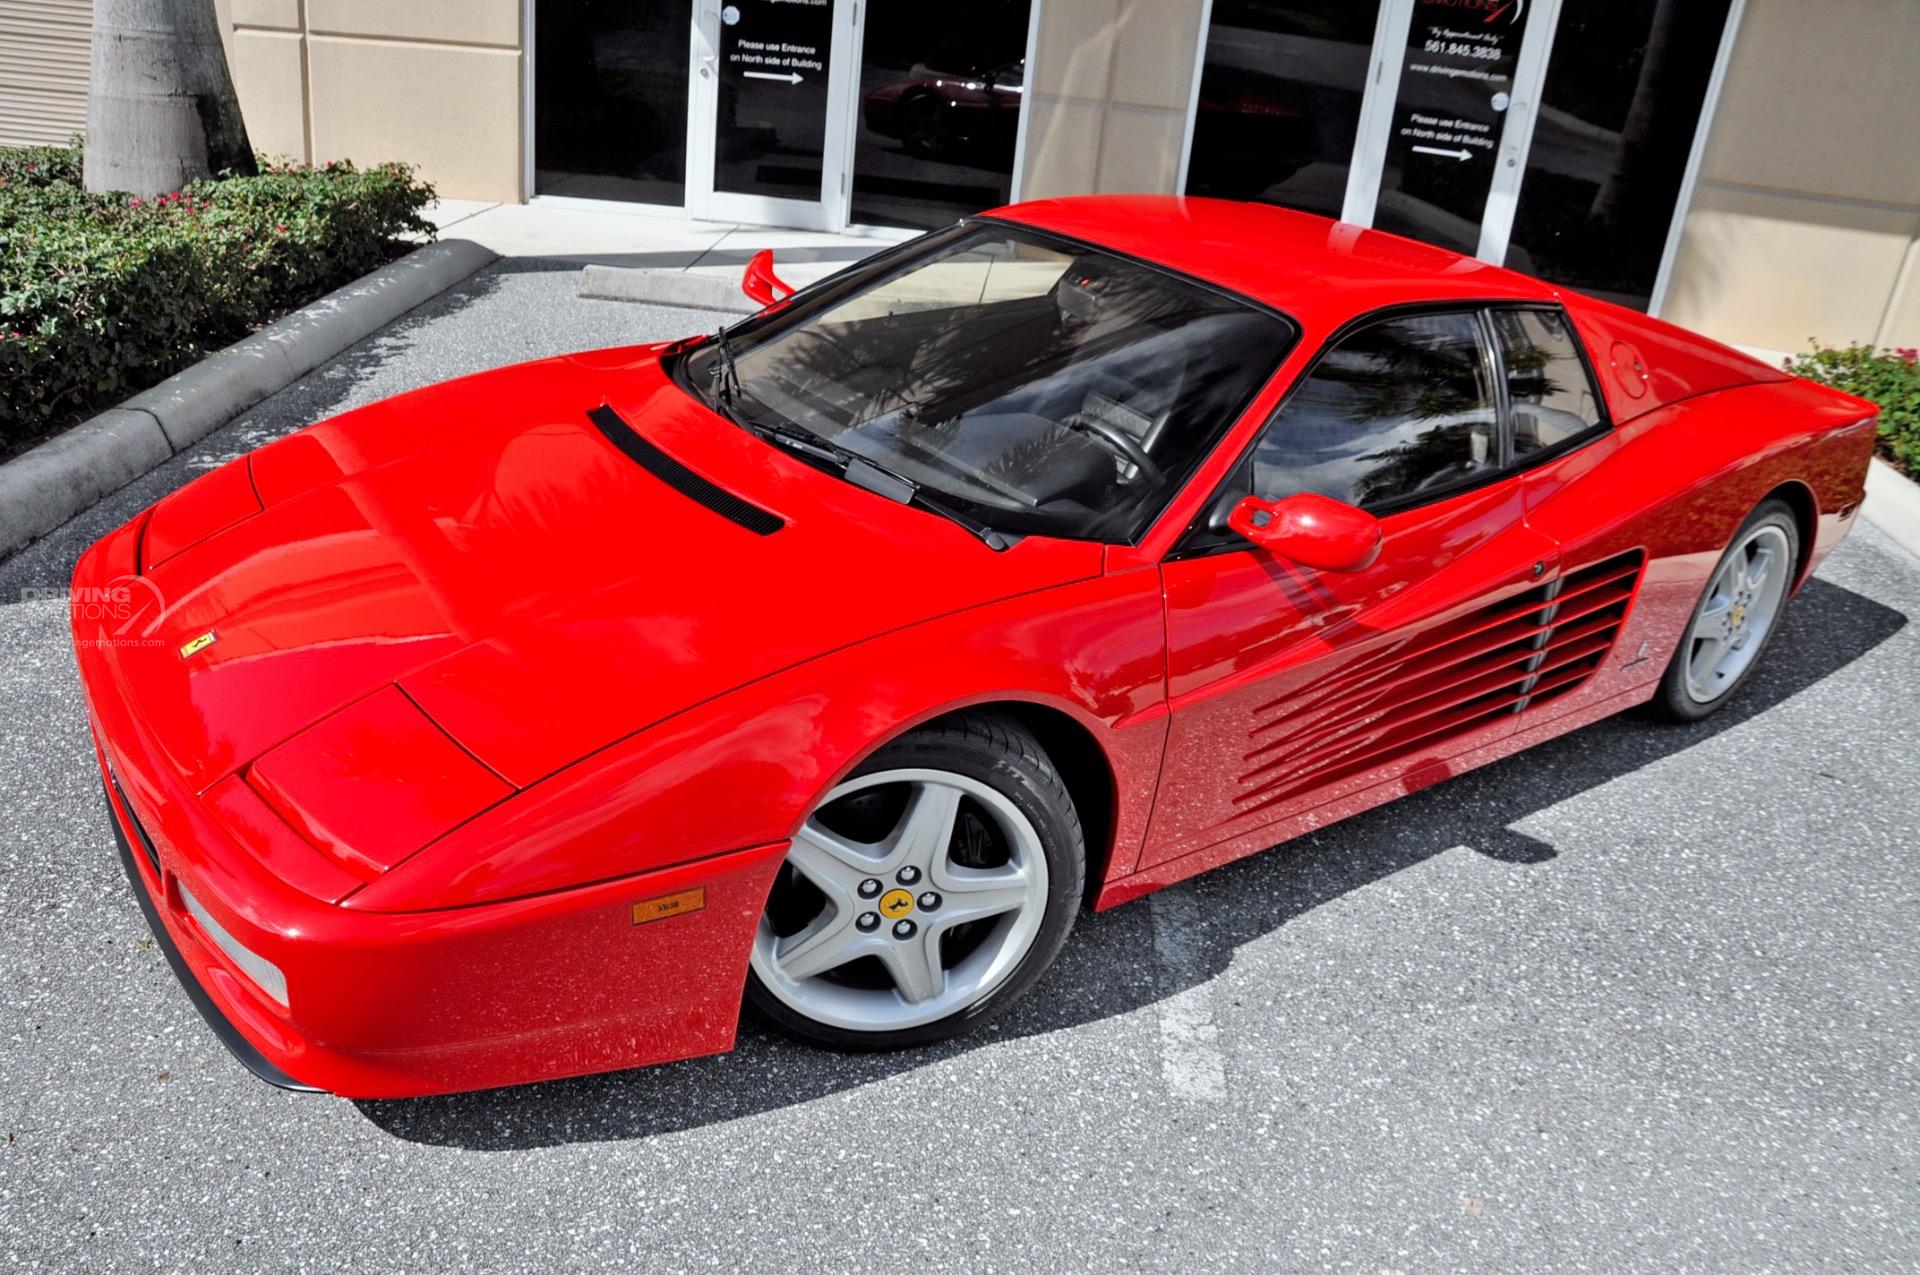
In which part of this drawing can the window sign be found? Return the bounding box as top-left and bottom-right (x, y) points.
(1372, 0), (1533, 255)
(715, 0), (836, 202)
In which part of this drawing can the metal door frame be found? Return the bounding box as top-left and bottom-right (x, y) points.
(1342, 0), (1567, 262)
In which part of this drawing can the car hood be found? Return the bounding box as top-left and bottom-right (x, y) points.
(130, 344), (1103, 792)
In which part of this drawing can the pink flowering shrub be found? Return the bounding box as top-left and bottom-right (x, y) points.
(1786, 341), (1920, 479)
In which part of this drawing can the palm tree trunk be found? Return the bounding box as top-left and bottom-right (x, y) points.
(83, 0), (256, 196)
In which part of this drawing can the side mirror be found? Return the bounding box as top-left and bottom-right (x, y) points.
(741, 248), (796, 308)
(1228, 493), (1382, 572)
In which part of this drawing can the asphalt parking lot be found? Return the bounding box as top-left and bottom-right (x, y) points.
(2, 260), (1916, 1272)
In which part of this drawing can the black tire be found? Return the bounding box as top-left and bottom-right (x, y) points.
(745, 711), (1084, 1051)
(898, 92), (952, 160)
(1648, 498), (1800, 722)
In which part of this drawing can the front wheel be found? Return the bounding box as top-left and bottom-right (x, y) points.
(898, 93), (953, 160)
(746, 713), (1084, 1050)
(1650, 498), (1799, 721)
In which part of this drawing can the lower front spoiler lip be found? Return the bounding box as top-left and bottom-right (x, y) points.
(104, 783), (319, 1094)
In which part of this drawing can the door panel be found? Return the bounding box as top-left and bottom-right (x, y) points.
(1148, 476), (1560, 869)
(1518, 424), (1680, 720)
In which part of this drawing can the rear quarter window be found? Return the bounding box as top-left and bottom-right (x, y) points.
(1491, 308), (1606, 457)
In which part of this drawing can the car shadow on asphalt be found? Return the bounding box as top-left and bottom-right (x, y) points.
(355, 574), (1907, 1150)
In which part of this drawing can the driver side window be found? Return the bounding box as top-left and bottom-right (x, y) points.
(1251, 310), (1497, 511)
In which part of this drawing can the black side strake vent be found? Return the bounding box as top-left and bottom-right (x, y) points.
(587, 405), (784, 536)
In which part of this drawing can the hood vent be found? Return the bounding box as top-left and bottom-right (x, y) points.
(588, 405), (783, 536)
(1236, 549), (1645, 819)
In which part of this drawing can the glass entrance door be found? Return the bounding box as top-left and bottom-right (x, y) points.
(687, 0), (856, 228)
(536, 1), (1041, 234)
(1183, 0), (1558, 259)
(1348, 0), (1559, 260)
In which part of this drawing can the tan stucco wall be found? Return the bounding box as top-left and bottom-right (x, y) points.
(1021, 0), (1207, 199)
(220, 0), (523, 202)
(1661, 0), (1920, 352)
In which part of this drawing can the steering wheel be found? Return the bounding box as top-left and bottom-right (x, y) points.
(1068, 415), (1167, 487)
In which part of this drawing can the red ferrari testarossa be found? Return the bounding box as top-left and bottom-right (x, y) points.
(73, 197), (1878, 1097)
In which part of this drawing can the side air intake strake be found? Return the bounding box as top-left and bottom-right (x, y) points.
(588, 404), (784, 535)
(1236, 549), (1646, 819)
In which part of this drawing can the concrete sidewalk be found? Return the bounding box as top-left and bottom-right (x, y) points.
(424, 197), (894, 289)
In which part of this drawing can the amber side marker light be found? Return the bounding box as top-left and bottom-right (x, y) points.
(632, 887), (706, 926)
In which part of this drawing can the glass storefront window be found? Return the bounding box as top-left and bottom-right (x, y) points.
(1185, 1), (1384, 218)
(849, 1), (1034, 230)
(534, 0), (692, 204)
(1504, 0), (1735, 310)
(528, 0), (1732, 310)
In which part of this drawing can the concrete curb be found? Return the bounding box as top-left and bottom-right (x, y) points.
(1863, 457), (1920, 562)
(577, 265), (757, 314)
(0, 239), (497, 560)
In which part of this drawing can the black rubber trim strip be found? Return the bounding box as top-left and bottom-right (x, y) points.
(587, 404), (783, 535)
(109, 773), (161, 878)
(103, 785), (320, 1093)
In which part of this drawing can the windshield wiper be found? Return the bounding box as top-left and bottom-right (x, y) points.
(706, 324), (745, 418)
(747, 417), (844, 466)
(748, 421), (1013, 550)
(841, 456), (1015, 551)
(694, 337), (1011, 549)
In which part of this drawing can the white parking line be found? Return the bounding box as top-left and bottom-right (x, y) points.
(1149, 888), (1227, 1102)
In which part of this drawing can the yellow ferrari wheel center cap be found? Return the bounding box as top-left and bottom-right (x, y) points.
(879, 888), (916, 919)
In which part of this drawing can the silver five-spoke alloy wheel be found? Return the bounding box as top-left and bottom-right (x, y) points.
(750, 768), (1051, 1032)
(1682, 522), (1791, 704)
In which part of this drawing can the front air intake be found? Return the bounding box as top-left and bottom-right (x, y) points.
(588, 405), (784, 536)
(1235, 549), (1645, 818)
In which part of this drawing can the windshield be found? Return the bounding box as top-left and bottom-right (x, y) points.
(682, 223), (1294, 541)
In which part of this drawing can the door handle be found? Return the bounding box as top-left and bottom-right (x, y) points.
(699, 8), (719, 76)
(1500, 101), (1529, 168)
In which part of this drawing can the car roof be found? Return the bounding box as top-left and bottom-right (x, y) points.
(988, 195), (1555, 334)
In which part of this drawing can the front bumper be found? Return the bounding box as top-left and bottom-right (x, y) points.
(105, 777), (316, 1091)
(76, 521), (787, 1099)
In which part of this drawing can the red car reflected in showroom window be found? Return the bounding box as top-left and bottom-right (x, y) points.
(862, 59), (1027, 161)
(73, 196), (1878, 1097)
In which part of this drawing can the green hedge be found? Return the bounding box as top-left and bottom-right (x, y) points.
(1, 146), (434, 447)
(1786, 341), (1920, 480)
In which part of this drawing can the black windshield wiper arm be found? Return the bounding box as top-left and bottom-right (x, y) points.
(840, 456), (1014, 551)
(706, 324), (745, 417)
(748, 418), (844, 466)
(685, 342), (991, 549)
(722, 389), (1014, 551)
